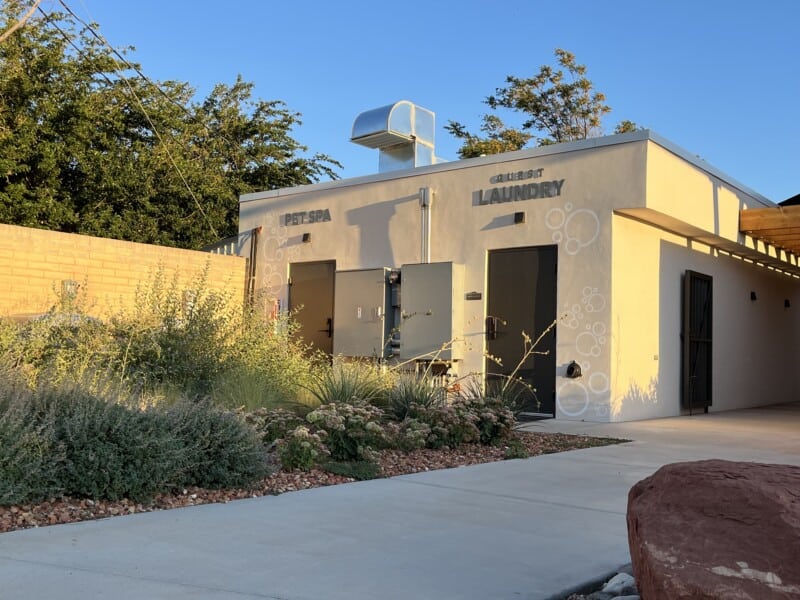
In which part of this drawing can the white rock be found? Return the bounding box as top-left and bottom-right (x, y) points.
(602, 572), (636, 595)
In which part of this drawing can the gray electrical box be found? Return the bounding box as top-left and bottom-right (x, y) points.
(333, 268), (392, 358)
(399, 262), (464, 361)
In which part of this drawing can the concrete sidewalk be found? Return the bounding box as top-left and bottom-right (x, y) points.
(1, 403), (798, 600)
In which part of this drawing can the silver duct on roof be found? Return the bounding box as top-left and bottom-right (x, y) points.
(351, 101), (437, 173)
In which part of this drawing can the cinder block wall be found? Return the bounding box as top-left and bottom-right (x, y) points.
(0, 224), (246, 319)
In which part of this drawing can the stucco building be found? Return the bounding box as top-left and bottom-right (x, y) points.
(237, 109), (800, 422)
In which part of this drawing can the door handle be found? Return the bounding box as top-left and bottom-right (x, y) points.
(486, 316), (507, 340)
(318, 317), (333, 338)
(486, 316), (498, 340)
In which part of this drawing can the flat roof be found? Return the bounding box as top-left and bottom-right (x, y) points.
(239, 130), (774, 208)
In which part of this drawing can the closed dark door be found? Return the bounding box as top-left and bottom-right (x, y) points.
(486, 246), (557, 416)
(682, 270), (712, 411)
(289, 261), (335, 355)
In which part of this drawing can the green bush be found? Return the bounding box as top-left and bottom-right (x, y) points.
(244, 407), (305, 445)
(219, 310), (324, 409)
(2, 382), (187, 503)
(0, 379), (268, 504)
(306, 401), (387, 461)
(2, 312), (119, 389)
(385, 418), (432, 451)
(278, 426), (328, 471)
(322, 460), (381, 481)
(306, 362), (389, 406)
(113, 270), (321, 406)
(503, 437), (530, 460)
(53, 391), (185, 502)
(0, 384), (62, 505)
(387, 374), (447, 421)
(111, 268), (237, 395)
(413, 400), (480, 449)
(1, 267), (322, 410)
(164, 399), (268, 489)
(463, 396), (516, 445)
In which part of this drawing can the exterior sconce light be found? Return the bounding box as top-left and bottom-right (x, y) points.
(566, 361), (582, 378)
(750, 291), (757, 301)
(785, 299), (791, 309)
(514, 212), (525, 224)
(302, 233), (311, 243)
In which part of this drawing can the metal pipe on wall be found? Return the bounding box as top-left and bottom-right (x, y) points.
(419, 187), (432, 263)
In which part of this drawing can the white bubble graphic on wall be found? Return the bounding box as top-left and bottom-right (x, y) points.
(594, 403), (610, 419)
(562, 301), (586, 329)
(557, 381), (590, 417)
(588, 372), (609, 394)
(576, 320), (607, 358)
(581, 286), (606, 313)
(557, 280), (612, 419)
(258, 213), (290, 297)
(546, 205), (600, 255)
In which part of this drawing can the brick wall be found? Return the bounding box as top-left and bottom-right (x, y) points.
(0, 224), (246, 320)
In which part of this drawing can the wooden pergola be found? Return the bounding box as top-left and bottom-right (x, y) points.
(740, 204), (800, 258)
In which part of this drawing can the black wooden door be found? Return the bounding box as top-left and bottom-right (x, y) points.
(682, 270), (713, 411)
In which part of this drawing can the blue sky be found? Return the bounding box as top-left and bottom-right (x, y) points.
(58, 0), (799, 202)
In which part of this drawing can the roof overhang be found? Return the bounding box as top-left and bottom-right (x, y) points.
(616, 208), (800, 278)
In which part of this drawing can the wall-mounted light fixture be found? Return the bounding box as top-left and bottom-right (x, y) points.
(302, 233), (311, 243)
(514, 212), (525, 224)
(566, 361), (582, 378)
(785, 299), (791, 309)
(750, 291), (758, 301)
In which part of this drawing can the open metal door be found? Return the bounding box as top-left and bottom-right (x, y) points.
(289, 260), (335, 355)
(682, 270), (713, 411)
(486, 246), (557, 416)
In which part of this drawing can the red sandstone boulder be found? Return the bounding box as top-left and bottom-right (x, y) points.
(627, 459), (800, 599)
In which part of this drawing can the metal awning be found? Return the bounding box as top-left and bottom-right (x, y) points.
(740, 204), (800, 258)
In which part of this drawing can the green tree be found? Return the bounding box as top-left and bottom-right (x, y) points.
(0, 2), (339, 249)
(446, 49), (637, 159)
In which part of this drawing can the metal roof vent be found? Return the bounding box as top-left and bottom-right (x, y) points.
(351, 100), (437, 173)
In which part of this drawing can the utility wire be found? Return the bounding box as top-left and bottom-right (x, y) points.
(0, 0), (44, 44)
(50, 0), (219, 238)
(37, 7), (117, 88)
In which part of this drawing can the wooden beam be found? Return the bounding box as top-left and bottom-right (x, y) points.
(740, 205), (800, 231)
(740, 206), (800, 256)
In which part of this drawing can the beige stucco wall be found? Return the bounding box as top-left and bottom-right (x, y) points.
(239, 131), (799, 422)
(645, 142), (770, 237)
(612, 214), (800, 420)
(0, 224), (247, 319)
(240, 137), (649, 421)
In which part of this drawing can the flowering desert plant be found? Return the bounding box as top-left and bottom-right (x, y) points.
(243, 407), (305, 445)
(278, 426), (328, 471)
(413, 400), (481, 449)
(306, 401), (387, 461)
(384, 418), (432, 451)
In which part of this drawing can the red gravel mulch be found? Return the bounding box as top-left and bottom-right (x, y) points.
(0, 431), (623, 534)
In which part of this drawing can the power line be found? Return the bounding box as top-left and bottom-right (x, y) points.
(47, 0), (219, 238)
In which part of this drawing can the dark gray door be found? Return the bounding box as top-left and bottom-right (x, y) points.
(682, 270), (712, 411)
(486, 246), (557, 416)
(289, 261), (335, 355)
